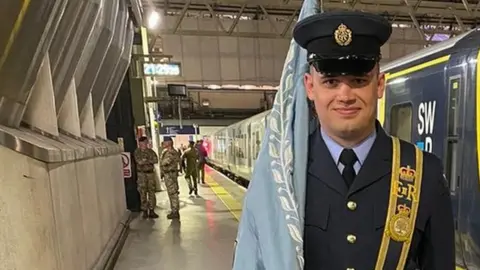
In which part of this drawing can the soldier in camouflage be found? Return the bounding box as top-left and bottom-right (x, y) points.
(133, 136), (159, 219)
(182, 141), (199, 196)
(160, 137), (181, 219)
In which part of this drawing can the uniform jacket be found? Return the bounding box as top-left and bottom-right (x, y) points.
(182, 147), (199, 173)
(304, 121), (455, 270)
(160, 147), (180, 172)
(133, 148), (158, 172)
(234, 118), (455, 270)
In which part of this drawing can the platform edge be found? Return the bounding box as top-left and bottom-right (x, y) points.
(91, 210), (135, 270)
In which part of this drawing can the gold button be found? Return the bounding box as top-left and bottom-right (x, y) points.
(347, 234), (357, 243)
(347, 201), (357, 210)
(346, 268), (355, 270)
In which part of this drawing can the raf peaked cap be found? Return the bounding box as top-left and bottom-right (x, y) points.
(293, 11), (392, 75)
(163, 136), (173, 142)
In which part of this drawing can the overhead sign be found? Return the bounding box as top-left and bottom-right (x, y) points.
(159, 125), (197, 135)
(121, 152), (132, 178)
(143, 62), (181, 76)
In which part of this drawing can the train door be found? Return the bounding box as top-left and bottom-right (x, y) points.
(443, 52), (467, 268)
(455, 49), (480, 269)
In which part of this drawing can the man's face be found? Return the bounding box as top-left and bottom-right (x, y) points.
(139, 141), (148, 149)
(304, 64), (385, 140)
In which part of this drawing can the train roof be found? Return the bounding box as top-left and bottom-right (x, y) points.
(231, 109), (271, 128)
(211, 109), (271, 135)
(380, 28), (477, 73)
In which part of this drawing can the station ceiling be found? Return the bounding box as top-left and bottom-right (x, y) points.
(141, 0), (480, 48)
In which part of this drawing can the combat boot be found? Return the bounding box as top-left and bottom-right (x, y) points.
(167, 211), (180, 219)
(194, 189), (198, 196)
(142, 210), (149, 219)
(189, 188), (193, 195)
(149, 209), (159, 219)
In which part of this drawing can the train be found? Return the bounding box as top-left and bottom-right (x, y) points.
(206, 28), (480, 269)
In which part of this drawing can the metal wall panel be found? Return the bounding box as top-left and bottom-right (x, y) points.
(75, 0), (118, 114)
(104, 21), (135, 118)
(0, 0), (67, 127)
(91, 0), (128, 115)
(51, 0), (102, 112)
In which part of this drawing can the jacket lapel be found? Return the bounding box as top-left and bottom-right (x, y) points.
(307, 126), (348, 196)
(348, 122), (392, 196)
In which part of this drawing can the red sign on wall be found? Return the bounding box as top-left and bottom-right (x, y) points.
(121, 152), (132, 178)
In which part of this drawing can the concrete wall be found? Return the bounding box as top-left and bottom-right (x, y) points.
(0, 145), (126, 270)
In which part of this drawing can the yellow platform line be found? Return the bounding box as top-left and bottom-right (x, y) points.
(205, 174), (243, 221)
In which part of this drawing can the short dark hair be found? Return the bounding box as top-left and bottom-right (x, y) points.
(138, 136), (148, 142)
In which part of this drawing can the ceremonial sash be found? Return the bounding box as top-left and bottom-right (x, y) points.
(375, 137), (424, 270)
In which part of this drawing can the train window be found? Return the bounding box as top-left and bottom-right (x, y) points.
(447, 77), (460, 136)
(389, 103), (413, 142)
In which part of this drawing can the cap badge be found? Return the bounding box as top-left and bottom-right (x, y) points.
(334, 23), (352, 46)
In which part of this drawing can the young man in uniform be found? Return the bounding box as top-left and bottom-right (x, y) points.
(160, 137), (181, 219)
(182, 140), (200, 196)
(196, 140), (208, 184)
(134, 136), (159, 219)
(232, 10), (455, 270)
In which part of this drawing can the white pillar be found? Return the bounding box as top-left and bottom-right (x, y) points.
(57, 79), (81, 137)
(94, 101), (107, 140)
(23, 53), (59, 137)
(80, 94), (96, 139)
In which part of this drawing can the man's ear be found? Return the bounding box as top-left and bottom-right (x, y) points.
(304, 69), (315, 101)
(377, 72), (386, 99)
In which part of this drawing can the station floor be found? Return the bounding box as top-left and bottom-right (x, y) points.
(114, 166), (245, 270)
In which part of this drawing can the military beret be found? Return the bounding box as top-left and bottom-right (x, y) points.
(293, 11), (392, 75)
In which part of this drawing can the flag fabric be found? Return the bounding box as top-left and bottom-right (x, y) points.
(232, 0), (319, 269)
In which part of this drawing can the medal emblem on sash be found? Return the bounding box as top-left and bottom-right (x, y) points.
(387, 204), (412, 242)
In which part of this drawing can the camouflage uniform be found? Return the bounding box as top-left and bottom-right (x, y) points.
(182, 147), (199, 195)
(133, 148), (159, 218)
(160, 147), (181, 219)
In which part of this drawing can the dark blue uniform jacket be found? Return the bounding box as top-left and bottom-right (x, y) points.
(304, 121), (455, 270)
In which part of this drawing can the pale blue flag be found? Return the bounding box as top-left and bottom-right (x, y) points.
(232, 0), (319, 269)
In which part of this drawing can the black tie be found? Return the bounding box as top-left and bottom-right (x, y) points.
(339, 149), (358, 188)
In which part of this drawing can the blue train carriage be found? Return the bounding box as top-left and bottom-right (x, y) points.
(378, 28), (480, 269)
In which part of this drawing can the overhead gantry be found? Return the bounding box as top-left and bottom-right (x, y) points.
(144, 0), (480, 48)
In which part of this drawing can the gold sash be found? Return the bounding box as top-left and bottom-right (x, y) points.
(375, 137), (424, 269)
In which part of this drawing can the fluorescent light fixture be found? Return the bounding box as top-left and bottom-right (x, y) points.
(147, 10), (160, 29)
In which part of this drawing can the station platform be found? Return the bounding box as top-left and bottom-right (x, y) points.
(114, 166), (245, 270)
